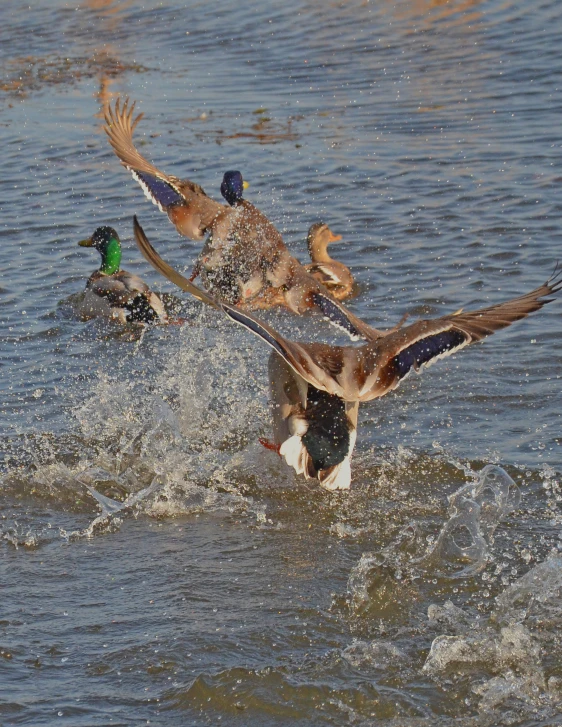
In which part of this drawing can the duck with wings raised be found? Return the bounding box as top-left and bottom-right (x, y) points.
(132, 217), (560, 491)
(104, 99), (346, 314)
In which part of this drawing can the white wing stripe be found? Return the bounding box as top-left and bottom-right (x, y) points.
(131, 169), (165, 213)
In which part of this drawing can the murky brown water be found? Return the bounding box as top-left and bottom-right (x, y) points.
(1, 0), (562, 725)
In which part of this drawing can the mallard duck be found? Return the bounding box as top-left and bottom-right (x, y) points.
(104, 99), (336, 313)
(304, 223), (354, 300)
(79, 226), (167, 324)
(191, 169), (297, 307)
(133, 216), (561, 491)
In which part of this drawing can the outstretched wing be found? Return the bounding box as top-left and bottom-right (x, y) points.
(222, 304), (290, 359)
(434, 271), (561, 341)
(368, 269), (562, 396)
(105, 98), (224, 224)
(221, 303), (361, 399)
(310, 291), (385, 341)
(135, 215), (560, 403)
(105, 98), (183, 209)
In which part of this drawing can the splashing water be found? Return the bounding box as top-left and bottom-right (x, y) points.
(344, 465), (523, 633)
(423, 553), (562, 714)
(424, 465), (521, 577)
(59, 470), (163, 540)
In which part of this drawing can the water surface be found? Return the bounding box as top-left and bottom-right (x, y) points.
(1, 0), (562, 725)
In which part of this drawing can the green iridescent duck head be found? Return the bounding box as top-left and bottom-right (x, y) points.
(79, 226), (122, 275)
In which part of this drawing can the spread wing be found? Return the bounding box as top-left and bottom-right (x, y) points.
(221, 304), (361, 399)
(104, 98), (224, 223)
(368, 269), (562, 395)
(134, 214), (561, 402)
(310, 292), (384, 341)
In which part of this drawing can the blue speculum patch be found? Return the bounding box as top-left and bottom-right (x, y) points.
(394, 330), (467, 379)
(135, 171), (184, 208)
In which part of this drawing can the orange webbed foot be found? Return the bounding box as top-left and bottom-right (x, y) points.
(259, 438), (281, 456)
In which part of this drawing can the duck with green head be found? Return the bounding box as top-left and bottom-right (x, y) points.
(78, 226), (167, 324)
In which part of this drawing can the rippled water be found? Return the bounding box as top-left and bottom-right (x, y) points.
(1, 0), (562, 724)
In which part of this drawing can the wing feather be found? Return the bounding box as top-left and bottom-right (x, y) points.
(105, 98), (225, 223)
(374, 269), (562, 389)
(87, 272), (147, 307)
(310, 292), (384, 341)
(442, 272), (562, 340)
(104, 98), (176, 185)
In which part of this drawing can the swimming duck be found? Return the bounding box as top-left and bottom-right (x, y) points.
(133, 216), (561, 490)
(79, 226), (167, 324)
(304, 223), (354, 300)
(104, 99), (336, 313)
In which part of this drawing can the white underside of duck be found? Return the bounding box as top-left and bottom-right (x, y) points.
(279, 427), (357, 491)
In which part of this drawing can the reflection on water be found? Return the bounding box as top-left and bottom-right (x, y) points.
(0, 0), (561, 725)
(81, 0), (137, 113)
(0, 53), (147, 101)
(395, 0), (484, 26)
(0, 0), (145, 117)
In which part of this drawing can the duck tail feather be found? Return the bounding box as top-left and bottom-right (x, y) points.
(318, 458), (352, 491)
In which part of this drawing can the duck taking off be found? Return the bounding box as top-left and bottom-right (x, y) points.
(304, 223), (354, 301)
(104, 99), (341, 314)
(79, 226), (167, 324)
(132, 216), (561, 491)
